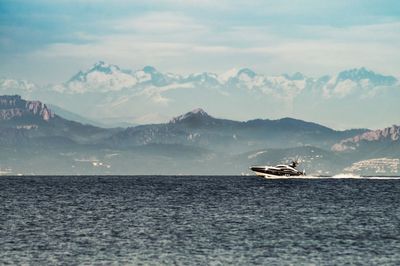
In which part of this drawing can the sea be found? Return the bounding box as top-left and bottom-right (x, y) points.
(1, 175), (400, 265)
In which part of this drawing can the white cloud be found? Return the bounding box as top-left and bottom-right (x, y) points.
(299, 22), (400, 43)
(192, 45), (238, 53)
(113, 12), (208, 34)
(29, 19), (400, 78)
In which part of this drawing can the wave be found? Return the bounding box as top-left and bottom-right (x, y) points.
(330, 173), (362, 179)
(330, 173), (400, 179)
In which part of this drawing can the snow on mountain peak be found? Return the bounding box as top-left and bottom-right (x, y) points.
(218, 68), (240, 83)
(169, 108), (211, 123)
(237, 68), (256, 79)
(337, 67), (397, 85)
(68, 61), (121, 82)
(217, 68), (259, 86)
(322, 67), (398, 98)
(66, 61), (137, 93)
(183, 72), (219, 86)
(191, 108), (207, 115)
(138, 66), (182, 87)
(61, 63), (332, 96)
(3, 62), (397, 104)
(89, 61), (121, 74)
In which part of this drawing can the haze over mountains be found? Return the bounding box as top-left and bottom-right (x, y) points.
(1, 62), (399, 175)
(1, 61), (399, 129)
(1, 95), (399, 176)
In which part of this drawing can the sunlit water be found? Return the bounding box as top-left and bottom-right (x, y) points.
(1, 176), (400, 265)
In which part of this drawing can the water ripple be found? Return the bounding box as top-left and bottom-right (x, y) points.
(1, 176), (400, 265)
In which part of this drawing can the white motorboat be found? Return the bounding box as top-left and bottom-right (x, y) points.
(250, 161), (305, 178)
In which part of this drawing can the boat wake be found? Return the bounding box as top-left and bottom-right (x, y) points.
(288, 173), (400, 180)
(328, 173), (362, 179)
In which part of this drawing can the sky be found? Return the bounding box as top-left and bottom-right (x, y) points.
(1, 0), (400, 84)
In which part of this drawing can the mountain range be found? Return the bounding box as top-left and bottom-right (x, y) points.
(1, 61), (399, 129)
(1, 95), (399, 176)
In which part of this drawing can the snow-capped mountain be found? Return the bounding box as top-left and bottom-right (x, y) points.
(170, 108), (211, 124)
(3, 62), (398, 95)
(58, 61), (398, 97)
(4, 61), (397, 98)
(62, 61), (189, 94)
(1, 62), (399, 128)
(322, 67), (398, 98)
(63, 61), (139, 93)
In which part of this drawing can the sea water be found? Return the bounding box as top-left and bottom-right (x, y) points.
(1, 176), (400, 265)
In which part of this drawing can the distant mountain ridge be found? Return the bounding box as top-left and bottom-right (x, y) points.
(332, 125), (400, 152)
(1, 61), (399, 129)
(0, 95), (118, 146)
(108, 107), (367, 153)
(1, 94), (399, 175)
(61, 62), (398, 95)
(0, 96), (368, 151)
(2, 62), (398, 94)
(336, 67), (396, 85)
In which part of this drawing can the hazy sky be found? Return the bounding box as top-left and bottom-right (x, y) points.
(1, 0), (400, 83)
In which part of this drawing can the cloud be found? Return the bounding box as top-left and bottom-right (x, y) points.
(6, 2), (398, 80)
(113, 12), (208, 34)
(298, 22), (400, 43)
(30, 20), (400, 78)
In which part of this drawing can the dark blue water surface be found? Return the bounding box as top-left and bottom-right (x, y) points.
(1, 176), (400, 265)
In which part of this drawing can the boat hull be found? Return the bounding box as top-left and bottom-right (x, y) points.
(254, 172), (306, 179)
